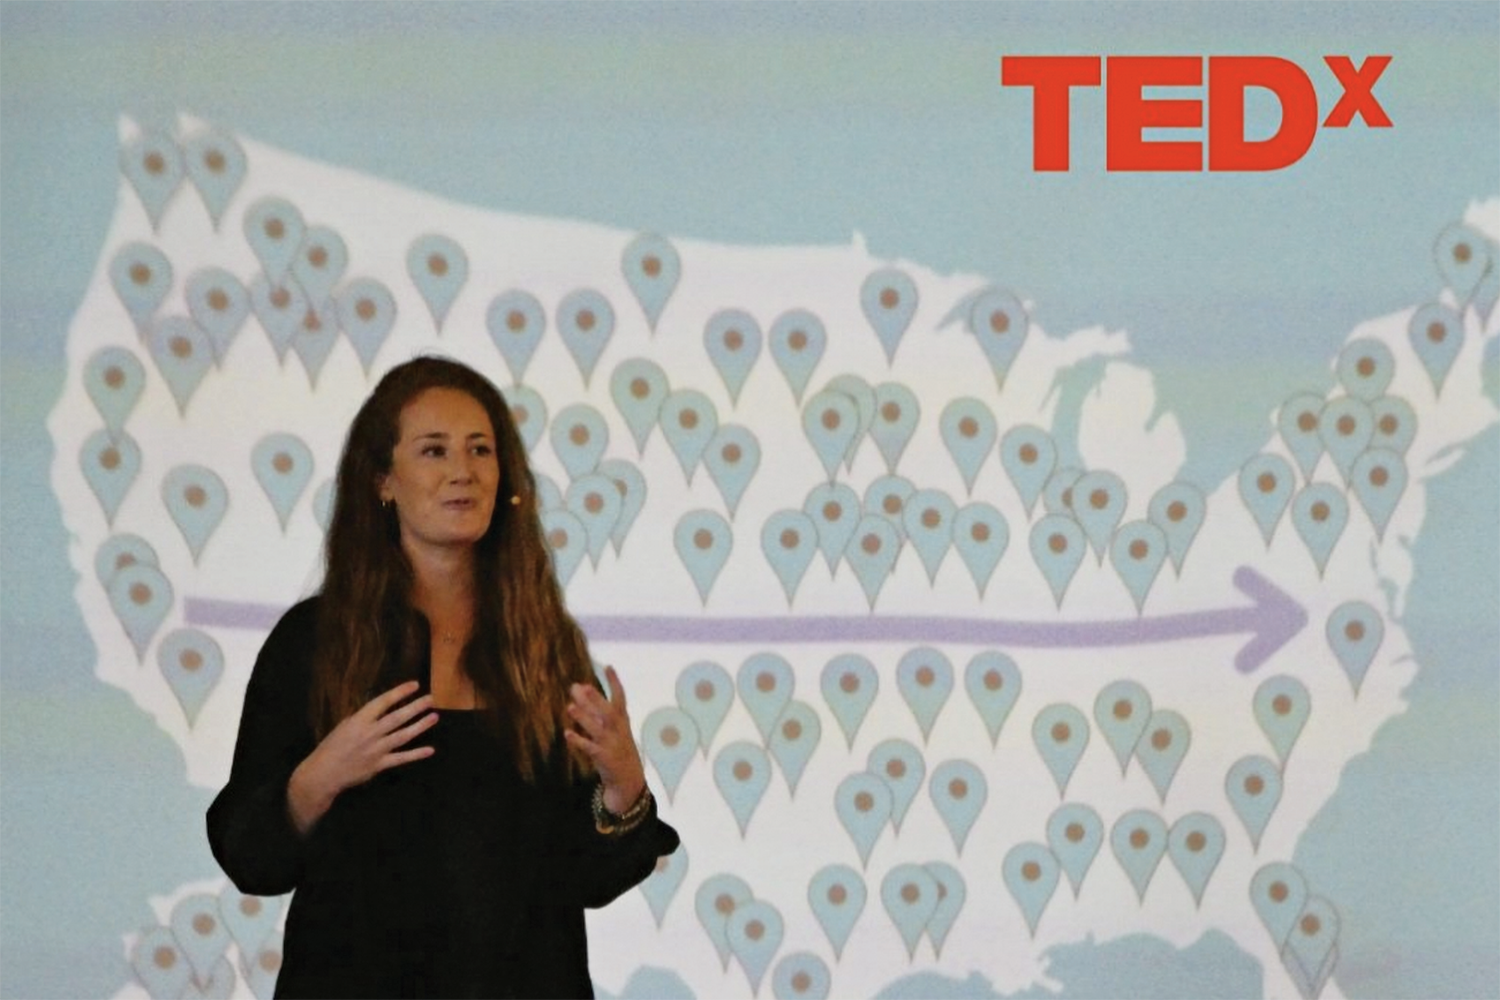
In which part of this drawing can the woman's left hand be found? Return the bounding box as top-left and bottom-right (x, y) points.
(565, 665), (647, 814)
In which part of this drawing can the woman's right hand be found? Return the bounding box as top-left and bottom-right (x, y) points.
(286, 680), (438, 835)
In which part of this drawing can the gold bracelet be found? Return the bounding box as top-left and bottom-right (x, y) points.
(593, 782), (652, 835)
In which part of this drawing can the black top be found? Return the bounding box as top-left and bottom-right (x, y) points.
(207, 597), (680, 999)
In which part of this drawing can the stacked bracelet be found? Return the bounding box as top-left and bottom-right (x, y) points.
(592, 782), (653, 835)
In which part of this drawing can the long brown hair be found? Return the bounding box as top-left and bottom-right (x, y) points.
(314, 355), (595, 781)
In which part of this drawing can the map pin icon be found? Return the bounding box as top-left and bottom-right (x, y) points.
(1000, 425), (1057, 518)
(1226, 754), (1284, 850)
(596, 458), (646, 554)
(1111, 810), (1168, 903)
(967, 287), (1029, 390)
(81, 429), (141, 525)
(768, 309), (827, 404)
(162, 464), (228, 563)
(827, 374), (876, 474)
(245, 932), (284, 1000)
(1370, 396), (1417, 456)
(924, 862), (966, 957)
(1326, 600), (1383, 695)
(713, 740), (771, 836)
(738, 652), (794, 745)
(1167, 812), (1225, 908)
(880, 863), (939, 959)
(769, 700), (822, 796)
(1046, 803), (1104, 897)
(903, 489), (955, 584)
(802, 389), (859, 482)
(532, 472), (563, 513)
(639, 845), (689, 929)
(835, 771), (893, 867)
(1042, 466), (1083, 517)
(675, 512), (732, 605)
(243, 197), (305, 285)
(84, 347), (146, 436)
(169, 893), (230, 984)
(550, 403), (608, 480)
(845, 516), (900, 609)
(336, 278), (397, 375)
(1073, 470), (1127, 563)
(929, 759), (987, 853)
(641, 706), (700, 800)
(1350, 448), (1407, 539)
(1002, 843), (1060, 937)
(1110, 520), (1167, 613)
(771, 952), (830, 1000)
(761, 510), (818, 606)
(249, 276), (308, 363)
(897, 646), (953, 744)
(1433, 222), (1489, 302)
(1283, 897), (1340, 1000)
(1135, 708), (1190, 804)
(870, 382), (919, 473)
(704, 309), (762, 406)
(861, 268), (918, 364)
(1033, 703), (1089, 797)
(867, 737), (924, 833)
(1404, 301), (1464, 395)
(1277, 392), (1329, 482)
(821, 653), (878, 749)
(502, 384), (547, 455)
(952, 502), (1008, 597)
(705, 424), (761, 518)
(675, 660), (734, 756)
(181, 127), (246, 230)
(804, 483), (860, 574)
(1318, 396), (1374, 485)
(185, 268), (249, 366)
(110, 241), (173, 334)
(1147, 482), (1206, 576)
(1238, 454), (1295, 546)
(541, 509), (587, 586)
(406, 233), (467, 332)
(808, 864), (866, 959)
(695, 874), (753, 970)
(95, 533), (159, 589)
(621, 233), (680, 332)
(157, 628), (224, 727)
(252, 433), (313, 532)
(675, 510), (733, 605)
(565, 472), (622, 567)
(1029, 515), (1085, 607)
(660, 389), (718, 483)
(132, 925), (191, 999)
(218, 886), (280, 962)
(864, 475), (915, 543)
(120, 128), (184, 231)
(485, 290), (546, 384)
(1251, 862), (1308, 951)
(290, 299), (340, 389)
(610, 358), (670, 456)
(148, 316), (214, 415)
(1254, 675), (1310, 768)
(939, 398), (997, 494)
(293, 225), (348, 308)
(1336, 339), (1394, 402)
(1094, 679), (1152, 775)
(728, 899), (784, 995)
(964, 651), (1020, 746)
(557, 288), (615, 386)
(1290, 483), (1348, 576)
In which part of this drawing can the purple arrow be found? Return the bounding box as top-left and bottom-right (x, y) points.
(186, 566), (1304, 673)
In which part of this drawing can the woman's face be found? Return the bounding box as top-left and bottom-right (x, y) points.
(378, 387), (500, 559)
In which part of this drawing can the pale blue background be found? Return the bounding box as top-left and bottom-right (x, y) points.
(2, 3), (1496, 997)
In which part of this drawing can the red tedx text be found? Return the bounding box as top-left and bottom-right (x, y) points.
(1000, 55), (1393, 172)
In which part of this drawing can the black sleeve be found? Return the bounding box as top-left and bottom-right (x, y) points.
(206, 599), (321, 897)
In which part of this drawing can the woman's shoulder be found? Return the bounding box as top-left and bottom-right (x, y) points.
(268, 594), (323, 642)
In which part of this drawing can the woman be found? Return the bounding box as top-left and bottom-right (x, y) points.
(208, 356), (678, 998)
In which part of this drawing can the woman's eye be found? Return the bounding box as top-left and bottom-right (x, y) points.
(473, 444), (493, 457)
(421, 445), (445, 458)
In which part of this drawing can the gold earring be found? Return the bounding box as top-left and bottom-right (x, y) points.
(509, 495), (521, 506)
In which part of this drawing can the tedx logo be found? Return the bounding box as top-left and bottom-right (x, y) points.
(1001, 55), (1392, 171)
